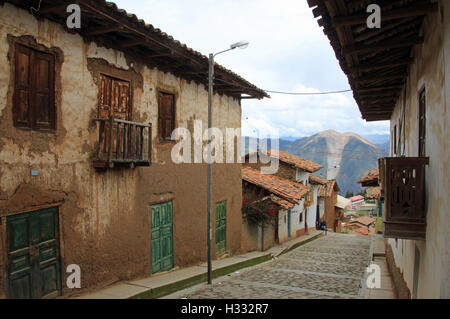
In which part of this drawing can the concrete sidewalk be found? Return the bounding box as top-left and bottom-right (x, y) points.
(74, 230), (323, 299)
(365, 234), (396, 299)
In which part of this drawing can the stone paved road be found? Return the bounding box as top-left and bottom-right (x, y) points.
(164, 233), (372, 299)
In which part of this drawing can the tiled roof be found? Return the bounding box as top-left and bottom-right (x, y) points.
(309, 174), (328, 185)
(344, 212), (361, 219)
(307, 0), (435, 121)
(242, 167), (311, 203)
(268, 151), (323, 173)
(365, 187), (381, 200)
(259, 195), (295, 210)
(6, 0), (268, 99)
(349, 195), (365, 202)
(358, 168), (379, 184)
(318, 180), (340, 198)
(349, 216), (376, 227)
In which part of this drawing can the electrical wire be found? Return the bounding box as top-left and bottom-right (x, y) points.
(215, 78), (352, 96)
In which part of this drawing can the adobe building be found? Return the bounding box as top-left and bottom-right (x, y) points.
(0, 0), (267, 298)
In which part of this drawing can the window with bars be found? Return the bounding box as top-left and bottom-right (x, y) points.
(158, 92), (175, 140)
(13, 43), (55, 130)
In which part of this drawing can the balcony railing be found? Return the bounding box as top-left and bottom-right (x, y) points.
(378, 157), (429, 240)
(93, 117), (152, 169)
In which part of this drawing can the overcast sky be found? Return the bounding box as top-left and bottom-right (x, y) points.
(113, 0), (390, 138)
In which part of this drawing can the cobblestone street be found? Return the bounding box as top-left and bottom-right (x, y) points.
(165, 233), (373, 299)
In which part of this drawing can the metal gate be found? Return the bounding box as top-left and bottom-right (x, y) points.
(6, 207), (61, 299)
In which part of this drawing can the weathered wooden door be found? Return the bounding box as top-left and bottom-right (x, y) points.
(151, 201), (174, 274)
(215, 201), (227, 255)
(6, 207), (61, 299)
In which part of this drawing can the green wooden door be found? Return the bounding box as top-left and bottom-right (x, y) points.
(151, 201), (174, 274)
(215, 201), (227, 255)
(6, 207), (61, 299)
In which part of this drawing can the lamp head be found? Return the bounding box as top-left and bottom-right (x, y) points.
(230, 41), (249, 50)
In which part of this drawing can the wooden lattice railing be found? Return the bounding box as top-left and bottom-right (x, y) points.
(93, 117), (152, 169)
(378, 157), (429, 240)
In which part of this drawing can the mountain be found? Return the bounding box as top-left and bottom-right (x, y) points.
(242, 130), (389, 195)
(360, 134), (390, 145)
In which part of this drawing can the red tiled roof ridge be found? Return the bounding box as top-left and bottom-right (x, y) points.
(243, 150), (323, 173)
(358, 168), (380, 183)
(242, 167), (311, 203)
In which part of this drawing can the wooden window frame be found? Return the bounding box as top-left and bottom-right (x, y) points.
(157, 91), (176, 141)
(13, 43), (56, 130)
(418, 88), (426, 157)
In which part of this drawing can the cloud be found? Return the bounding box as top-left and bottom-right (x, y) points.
(113, 0), (390, 138)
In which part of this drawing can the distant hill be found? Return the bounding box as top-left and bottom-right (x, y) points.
(242, 130), (389, 195)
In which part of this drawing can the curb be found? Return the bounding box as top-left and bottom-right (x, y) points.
(130, 232), (323, 299)
(359, 235), (374, 298)
(130, 254), (272, 299)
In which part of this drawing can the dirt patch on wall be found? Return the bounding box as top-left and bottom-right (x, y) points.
(385, 242), (411, 299)
(0, 183), (65, 216)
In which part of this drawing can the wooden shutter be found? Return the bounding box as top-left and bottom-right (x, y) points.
(98, 74), (131, 120)
(111, 78), (130, 120)
(158, 92), (175, 140)
(98, 74), (112, 118)
(13, 43), (55, 129)
(34, 51), (55, 129)
(14, 44), (33, 127)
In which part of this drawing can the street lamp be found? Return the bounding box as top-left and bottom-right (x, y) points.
(207, 41), (249, 285)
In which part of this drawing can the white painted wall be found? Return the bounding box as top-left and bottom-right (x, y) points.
(386, 0), (450, 298)
(296, 169), (310, 185)
(278, 200), (305, 243)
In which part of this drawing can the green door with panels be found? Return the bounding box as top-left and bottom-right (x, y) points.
(6, 207), (61, 299)
(151, 201), (174, 274)
(215, 201), (227, 255)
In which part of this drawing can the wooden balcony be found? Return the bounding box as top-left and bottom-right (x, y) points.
(378, 157), (429, 240)
(93, 117), (152, 169)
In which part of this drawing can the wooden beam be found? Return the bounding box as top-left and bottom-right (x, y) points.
(364, 117), (391, 122)
(120, 39), (151, 48)
(355, 73), (407, 83)
(84, 24), (124, 36)
(359, 98), (397, 105)
(350, 58), (413, 72)
(361, 103), (395, 109)
(358, 89), (402, 97)
(333, 3), (439, 27)
(361, 108), (395, 113)
(307, 0), (321, 8)
(358, 85), (403, 93)
(343, 37), (423, 55)
(39, 4), (68, 14)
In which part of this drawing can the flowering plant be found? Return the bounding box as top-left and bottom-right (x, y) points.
(242, 196), (279, 225)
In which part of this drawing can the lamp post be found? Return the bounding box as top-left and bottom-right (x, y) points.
(207, 41), (249, 285)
